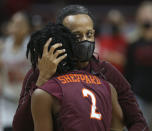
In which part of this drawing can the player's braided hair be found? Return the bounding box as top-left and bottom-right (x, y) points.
(26, 23), (77, 74)
(56, 5), (95, 27)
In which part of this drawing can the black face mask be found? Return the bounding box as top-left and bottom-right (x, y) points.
(73, 40), (95, 62)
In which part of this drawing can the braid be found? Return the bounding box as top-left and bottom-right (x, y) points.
(26, 30), (42, 69)
(26, 23), (77, 73)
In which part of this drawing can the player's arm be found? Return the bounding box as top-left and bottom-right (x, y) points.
(109, 83), (124, 131)
(31, 88), (53, 131)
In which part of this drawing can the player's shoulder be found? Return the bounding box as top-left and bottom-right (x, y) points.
(31, 88), (53, 112)
(32, 88), (52, 102)
(39, 76), (60, 90)
(38, 76), (63, 101)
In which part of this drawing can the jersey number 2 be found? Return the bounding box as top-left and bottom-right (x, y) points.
(82, 88), (102, 120)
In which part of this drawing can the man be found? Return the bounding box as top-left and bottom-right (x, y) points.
(14, 5), (149, 131)
(13, 23), (124, 131)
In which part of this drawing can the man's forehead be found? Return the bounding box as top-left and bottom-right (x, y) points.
(63, 14), (93, 32)
(72, 28), (94, 34)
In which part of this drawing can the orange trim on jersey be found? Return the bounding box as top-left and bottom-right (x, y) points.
(74, 74), (80, 82)
(87, 89), (102, 120)
(89, 75), (97, 84)
(85, 75), (92, 84)
(57, 74), (102, 85)
(69, 74), (77, 82)
(78, 74), (85, 81)
(94, 76), (102, 84)
(57, 76), (67, 84)
(82, 88), (102, 120)
(64, 75), (72, 83)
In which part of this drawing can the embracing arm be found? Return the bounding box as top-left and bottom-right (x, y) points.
(101, 61), (149, 131)
(31, 89), (53, 131)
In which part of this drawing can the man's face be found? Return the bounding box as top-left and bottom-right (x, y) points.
(63, 14), (95, 42)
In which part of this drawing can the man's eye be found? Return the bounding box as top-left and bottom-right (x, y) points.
(75, 34), (81, 38)
(87, 32), (93, 37)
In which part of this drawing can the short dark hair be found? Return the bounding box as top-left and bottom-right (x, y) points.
(56, 5), (95, 26)
(26, 23), (77, 74)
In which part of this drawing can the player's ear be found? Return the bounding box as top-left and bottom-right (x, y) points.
(38, 58), (41, 62)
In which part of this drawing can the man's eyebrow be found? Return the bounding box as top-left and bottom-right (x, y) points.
(88, 29), (95, 32)
(73, 31), (81, 34)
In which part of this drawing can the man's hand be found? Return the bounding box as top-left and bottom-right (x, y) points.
(36, 38), (67, 86)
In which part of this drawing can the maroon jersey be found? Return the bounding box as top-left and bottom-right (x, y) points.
(13, 58), (149, 131)
(39, 70), (112, 131)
